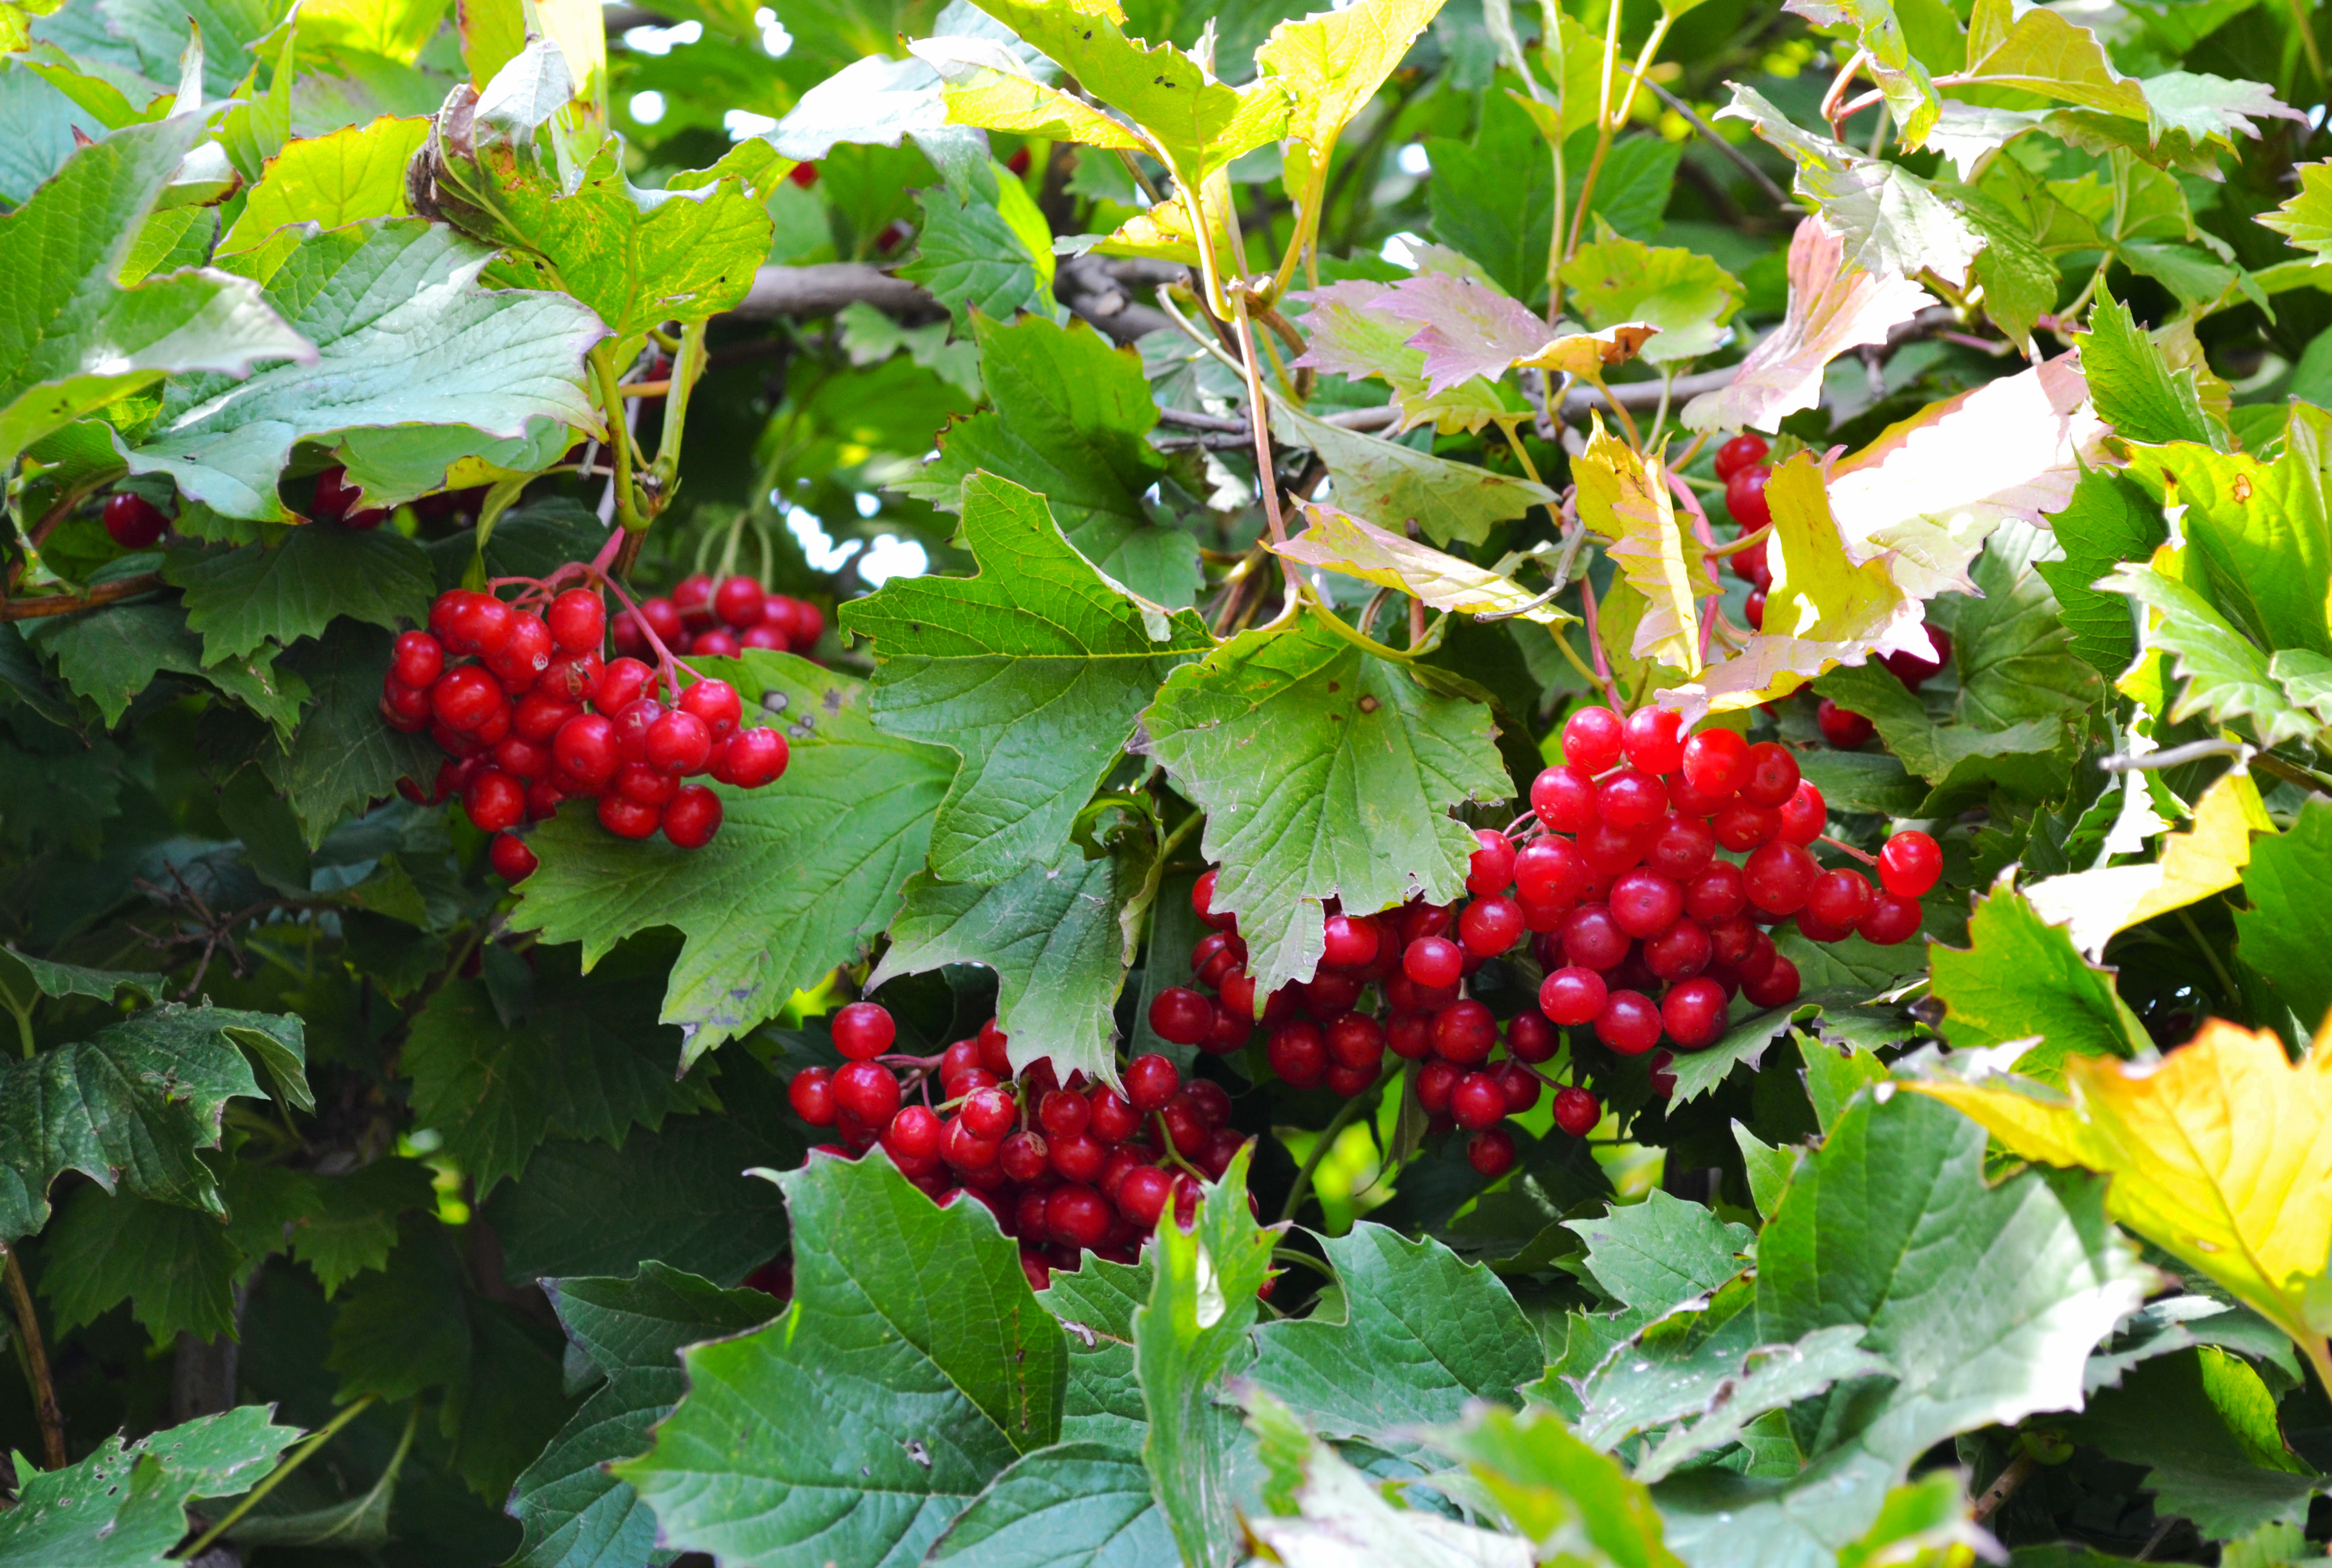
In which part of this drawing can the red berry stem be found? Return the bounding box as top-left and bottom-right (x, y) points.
(594, 571), (705, 703)
(1818, 834), (1880, 867)
(1572, 572), (1628, 714)
(1662, 466), (1723, 666)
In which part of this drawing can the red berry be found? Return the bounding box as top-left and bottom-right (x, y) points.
(645, 709), (713, 774)
(485, 614), (554, 692)
(1594, 990), (1663, 1055)
(596, 792), (661, 839)
(1725, 465), (1772, 530)
(1451, 1071), (1506, 1131)
(464, 767), (526, 834)
(888, 1105), (943, 1162)
(1649, 1050), (1678, 1098)
(1431, 999), (1496, 1065)
(492, 734), (550, 781)
(443, 593), (515, 658)
(712, 727), (789, 789)
(1416, 1059), (1460, 1113)
(1203, 1000), (1251, 1055)
(1514, 838), (1587, 908)
(672, 574), (715, 623)
(1458, 895), (1524, 957)
(1563, 706), (1624, 771)
(1540, 965), (1608, 1026)
(1679, 727), (1746, 798)
(1744, 589), (1766, 630)
(488, 833), (537, 881)
(1561, 905), (1630, 971)
(833, 1061), (901, 1123)
(540, 648), (603, 703)
(960, 1085), (1016, 1140)
(1386, 1013), (1432, 1060)
(1320, 913), (1380, 970)
(693, 630), (741, 659)
(1191, 867), (1235, 931)
(1267, 1021), (1328, 1087)
(665, 783), (725, 847)
(1817, 699), (1875, 750)
(1048, 1185), (1112, 1249)
(1325, 1012), (1385, 1070)
(1148, 986), (1213, 1047)
(101, 491), (169, 548)
(1609, 868), (1684, 939)
(1039, 1089), (1091, 1140)
(430, 665), (503, 731)
(1879, 830), (1942, 897)
(1713, 434), (1769, 480)
(679, 678), (742, 739)
(789, 1066), (836, 1125)
(1397, 935), (1458, 988)
(1807, 868), (1874, 930)
(1645, 917), (1712, 981)
(1622, 706), (1686, 775)
(833, 1001), (895, 1061)
(1117, 1165), (1172, 1227)
(380, 678), (432, 730)
(594, 657), (654, 715)
(1125, 1053), (1180, 1113)
(1159, 1098), (1208, 1155)
(1711, 801), (1780, 853)
(1881, 628), (1952, 690)
(1738, 742), (1800, 809)
(1467, 828), (1518, 895)
(1507, 1010), (1558, 1062)
(1857, 891), (1923, 945)
(1597, 769), (1668, 829)
(1531, 763), (1598, 833)
(1662, 977), (1730, 1050)
(1778, 780), (1827, 846)
(1053, 1130), (1109, 1183)
(392, 630), (445, 689)
(1494, 1059), (1540, 1114)
(546, 589), (606, 653)
(714, 575), (768, 629)
(312, 466), (364, 521)
(1552, 1085), (1599, 1137)
(1743, 840), (1818, 915)
(552, 713), (620, 789)
(1459, 1127), (1512, 1177)
(1742, 955), (1802, 1009)
(640, 598), (685, 646)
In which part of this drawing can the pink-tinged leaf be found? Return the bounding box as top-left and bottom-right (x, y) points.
(1681, 217), (1934, 435)
(1371, 273), (1656, 394)
(1273, 503), (1578, 626)
(1826, 351), (2114, 598)
(1287, 279), (1412, 383)
(1572, 415), (1717, 674)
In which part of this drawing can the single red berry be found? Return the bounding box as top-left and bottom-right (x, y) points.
(488, 833), (537, 881)
(594, 657), (654, 715)
(1125, 1053), (1180, 1113)
(443, 593), (515, 657)
(1859, 891), (1924, 946)
(1431, 999), (1496, 1065)
(1744, 588), (1766, 630)
(1713, 433), (1769, 481)
(1578, 819), (1651, 878)
(486, 614), (554, 691)
(390, 630), (446, 690)
(1458, 895), (1525, 957)
(1621, 706), (1687, 775)
(832, 1001), (896, 1061)
(1742, 955), (1802, 1009)
(380, 678), (432, 730)
(999, 1129), (1050, 1185)
(1192, 930), (1245, 990)
(1724, 465), (1772, 530)
(1594, 990), (1663, 1055)
(1192, 867), (1236, 930)
(546, 589), (606, 653)
(492, 734), (551, 781)
(1039, 1089), (1091, 1140)
(1148, 987), (1214, 1047)
(1563, 705), (1624, 771)
(1881, 629), (1952, 690)
(1647, 814), (1716, 882)
(941, 1115), (999, 1172)
(1159, 1097), (1208, 1155)
(679, 678), (742, 739)
(1561, 904), (1630, 971)
(464, 767), (526, 834)
(1597, 769), (1668, 829)
(1645, 917), (1712, 982)
(1494, 1059), (1540, 1114)
(1777, 779), (1827, 846)
(1203, 1000), (1251, 1055)
(1320, 912), (1380, 970)
(1117, 1165), (1173, 1227)
(789, 1066), (836, 1125)
(960, 1085), (1016, 1140)
(1609, 868), (1684, 939)
(672, 574), (716, 624)
(1507, 1010), (1558, 1062)
(1743, 840), (1819, 915)
(1679, 727), (1747, 798)
(1324, 1011), (1386, 1070)
(596, 792), (661, 839)
(1807, 868), (1874, 930)
(540, 648), (603, 704)
(1514, 837), (1587, 908)
(1450, 1071), (1506, 1131)
(1048, 1185), (1113, 1249)
(1552, 1085), (1601, 1138)
(640, 598), (685, 646)
(1052, 1130), (1108, 1183)
(552, 713), (620, 789)
(664, 783), (724, 849)
(1531, 763), (1598, 833)
(712, 727), (789, 789)
(101, 491), (169, 548)
(713, 575), (768, 629)
(1402, 935), (1463, 989)
(645, 709), (714, 774)
(1540, 965), (1608, 1026)
(1711, 801), (1780, 853)
(1267, 1021), (1328, 1087)
(1649, 1050), (1678, 1099)
(429, 665), (503, 731)
(312, 466), (364, 521)
(1818, 699), (1875, 750)
(1415, 1059), (1460, 1114)
(693, 629), (741, 659)
(887, 1104), (943, 1162)
(612, 698), (665, 765)
(1467, 828), (1518, 895)
(1738, 742), (1801, 809)
(1879, 830), (1943, 897)
(1662, 977), (1730, 1050)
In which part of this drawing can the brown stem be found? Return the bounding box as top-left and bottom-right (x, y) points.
(1971, 1452), (2035, 1523)
(0, 572), (164, 622)
(1, 1241), (65, 1469)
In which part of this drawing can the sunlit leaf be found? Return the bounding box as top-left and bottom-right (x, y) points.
(1558, 221), (1744, 364)
(1272, 503), (1578, 628)
(1572, 416), (1717, 674)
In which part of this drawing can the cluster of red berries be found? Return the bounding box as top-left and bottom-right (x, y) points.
(787, 1003), (1243, 1289)
(381, 583), (789, 877)
(614, 573), (825, 661)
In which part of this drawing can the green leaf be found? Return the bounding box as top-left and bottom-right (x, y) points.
(1135, 1145), (1279, 1568)
(1248, 1223), (1539, 1454)
(2034, 469), (2165, 679)
(163, 525), (438, 663)
(0, 1002), (304, 1238)
(1039, 1251), (1153, 1446)
(40, 1183), (242, 1345)
(899, 161), (1057, 324)
(510, 1263), (778, 1568)
(402, 941), (718, 1196)
(1566, 1189), (1754, 1314)
(508, 651), (955, 1062)
(1271, 398), (1555, 549)
(1948, 521), (2105, 729)
(30, 601), (310, 734)
(871, 843), (1146, 1086)
(0, 1407), (302, 1568)
(2120, 441), (2332, 661)
(485, 1068), (801, 1289)
(0, 115), (309, 473)
(841, 471), (1211, 883)
(2105, 562), (2313, 744)
(282, 1157), (438, 1295)
(2064, 1347), (2317, 1541)
(123, 219), (602, 521)
(1812, 661), (2075, 810)
(2259, 158), (2332, 261)
(2233, 797), (2332, 1037)
(617, 1152), (1071, 1567)
(1253, 0), (1445, 166)
(217, 114), (433, 256)
(0, 947), (162, 1009)
(896, 314), (1201, 607)
(924, 1441), (1177, 1568)
(1139, 608), (1511, 997)
(1558, 222), (1744, 364)
(1960, 0), (2147, 119)
(1929, 886), (2149, 1079)
(1430, 1402), (1683, 1567)
(2079, 298), (2217, 448)
(261, 620), (442, 847)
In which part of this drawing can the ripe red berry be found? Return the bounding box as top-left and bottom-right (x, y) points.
(1563, 706), (1624, 771)
(1725, 465), (1772, 530)
(311, 466), (365, 521)
(714, 575), (768, 629)
(679, 678), (742, 739)
(1679, 727), (1746, 798)
(486, 614), (554, 691)
(391, 630), (445, 689)
(1807, 868), (1874, 930)
(1192, 867), (1236, 931)
(1203, 1000), (1251, 1055)
(552, 713), (620, 789)
(1859, 891), (1924, 946)
(1738, 741), (1801, 809)
(1739, 951), (1802, 1009)
(1458, 895), (1524, 957)
(595, 657), (654, 716)
(443, 593), (516, 658)
(1402, 935), (1463, 989)
(1531, 763), (1598, 833)
(1622, 706), (1686, 775)
(960, 1085), (1016, 1140)
(614, 757), (677, 805)
(1744, 588), (1767, 630)
(1267, 1021), (1328, 1087)
(1646, 814), (1715, 882)
(1514, 837), (1587, 907)
(596, 792), (661, 839)
(464, 767), (526, 834)
(693, 629), (741, 659)
(1467, 829), (1518, 895)
(834, 1061), (901, 1123)
(1713, 433), (1769, 480)
(832, 1001), (895, 1061)
(1594, 990), (1663, 1055)
(1117, 1165), (1173, 1227)
(1431, 999), (1496, 1065)
(1467, 1127), (1517, 1178)
(1649, 1050), (1678, 1099)
(1159, 1097), (1208, 1155)
(1494, 1059), (1540, 1115)
(1540, 965), (1608, 1026)
(101, 491), (169, 549)
(1881, 628), (1952, 689)
(1646, 917), (1712, 982)
(1609, 869), (1684, 939)
(492, 734), (550, 781)
(545, 588), (606, 653)
(1552, 1085), (1601, 1137)
(1451, 1071), (1506, 1131)
(1120, 1053), (1178, 1115)
(1743, 840), (1818, 915)
(1818, 699), (1875, 750)
(1561, 904), (1630, 970)
(1597, 769), (1668, 829)
(379, 679), (432, 730)
(1324, 1011), (1385, 1070)
(887, 1105), (943, 1162)
(645, 709), (713, 774)
(1320, 912), (1380, 970)
(540, 649), (603, 703)
(1662, 977), (1730, 1050)
(671, 574), (716, 623)
(488, 833), (537, 881)
(430, 665), (503, 731)
(712, 727), (789, 789)
(1038, 1089), (1091, 1140)
(1053, 1130), (1109, 1183)
(1148, 987), (1213, 1047)
(1048, 1185), (1112, 1249)
(789, 1066), (836, 1125)
(1711, 801), (1780, 853)
(1778, 779), (1827, 846)
(1879, 830), (1943, 897)
(1507, 1010), (1558, 1062)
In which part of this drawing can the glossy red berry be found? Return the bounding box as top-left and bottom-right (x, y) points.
(1049, 1185), (1113, 1249)
(1596, 769), (1668, 830)
(1713, 434), (1769, 480)
(1609, 869), (1684, 939)
(1514, 837), (1587, 907)
(1117, 1165), (1173, 1227)
(1402, 935), (1463, 989)
(1192, 867), (1236, 930)
(1879, 830), (1943, 897)
(102, 491), (169, 548)
(380, 679), (431, 730)
(1531, 763), (1599, 833)
(1562, 705), (1624, 771)
(712, 726), (789, 789)
(1320, 912), (1380, 970)
(833, 1061), (901, 1123)
(429, 665), (502, 731)
(596, 792), (661, 839)
(1679, 727), (1746, 798)
(1562, 905), (1630, 971)
(390, 630), (445, 690)
(887, 1105), (943, 1162)
(1267, 1021), (1328, 1087)
(645, 709), (714, 775)
(464, 768), (526, 834)
(552, 713), (620, 789)
(1738, 741), (1801, 809)
(672, 574), (716, 623)
(1324, 1011), (1385, 1070)
(1807, 868), (1874, 930)
(1540, 965), (1607, 1026)
(1622, 706), (1687, 775)
(960, 1085), (1016, 1140)
(1744, 588), (1766, 630)
(1724, 465), (1772, 531)
(1662, 977), (1730, 1050)
(1859, 891), (1924, 945)
(1506, 1010), (1558, 1062)
(1431, 1000), (1496, 1065)
(546, 588), (606, 653)
(1450, 1071), (1506, 1131)
(1594, 990), (1663, 1055)
(1467, 829), (1518, 895)
(1743, 840), (1819, 915)
(1711, 801), (1780, 853)
(789, 1066), (836, 1125)
(1742, 955), (1802, 1009)
(1818, 699), (1875, 750)
(488, 833), (537, 881)
(1552, 1085), (1601, 1137)
(1125, 1053), (1180, 1113)
(595, 657), (654, 716)
(486, 614), (554, 690)
(1646, 918), (1712, 982)
(1778, 780), (1827, 846)
(1649, 1050), (1678, 1099)
(679, 678), (742, 739)
(1148, 986), (1213, 1047)
(714, 575), (768, 629)
(1458, 895), (1525, 957)
(833, 1001), (896, 1061)
(1467, 1127), (1518, 1178)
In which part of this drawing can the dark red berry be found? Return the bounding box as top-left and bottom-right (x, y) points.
(1881, 629), (1952, 690)
(662, 785), (722, 847)
(1859, 891), (1924, 945)
(1267, 1021), (1328, 1087)
(1552, 1085), (1600, 1137)
(1742, 955), (1802, 1009)
(1594, 990), (1663, 1055)
(1467, 1127), (1517, 1177)
(1149, 987), (1213, 1047)
(1662, 978), (1730, 1050)
(1818, 699), (1875, 750)
(1451, 1071), (1506, 1131)
(1507, 1010), (1558, 1062)
(102, 491), (169, 548)
(1725, 465), (1772, 530)
(1192, 867), (1236, 930)
(488, 833), (537, 881)
(1778, 779), (1827, 846)
(1458, 895), (1524, 957)
(712, 727), (788, 788)
(1713, 434), (1768, 480)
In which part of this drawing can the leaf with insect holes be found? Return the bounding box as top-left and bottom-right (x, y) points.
(1571, 416), (1718, 674)
(1907, 1019), (2332, 1381)
(2022, 770), (2275, 962)
(615, 1152), (1071, 1567)
(506, 652), (955, 1065)
(0, 1407), (304, 1568)
(840, 471), (1211, 885)
(1682, 213), (1935, 434)
(0, 114), (312, 474)
(1369, 270), (1656, 394)
(1824, 352), (2111, 599)
(1138, 608), (1511, 998)
(1272, 504), (1578, 629)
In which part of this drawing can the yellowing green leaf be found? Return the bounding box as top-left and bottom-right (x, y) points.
(1908, 1019), (2332, 1386)
(2260, 161), (2332, 261)
(1429, 1403), (1684, 1567)
(296, 0), (450, 66)
(1255, 0), (1446, 163)
(1572, 415), (1716, 674)
(1960, 0), (2149, 121)
(1558, 221), (1744, 365)
(928, 45), (1148, 151)
(1273, 502), (1578, 628)
(2022, 769), (2274, 958)
(218, 115), (431, 256)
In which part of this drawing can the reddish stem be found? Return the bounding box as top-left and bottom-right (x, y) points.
(1820, 834), (1880, 867)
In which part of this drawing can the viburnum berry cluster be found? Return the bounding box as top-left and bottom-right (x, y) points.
(787, 1002), (1242, 1289)
(380, 539), (791, 876)
(614, 571), (825, 659)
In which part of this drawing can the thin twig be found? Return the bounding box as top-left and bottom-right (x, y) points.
(2098, 738), (2251, 773)
(1, 572), (166, 622)
(1970, 1451), (2034, 1523)
(1645, 81), (1798, 214)
(177, 1394), (385, 1558)
(1, 1241), (65, 1469)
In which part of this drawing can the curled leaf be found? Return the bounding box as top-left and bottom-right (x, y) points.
(1274, 503), (1578, 627)
(1572, 416), (1716, 674)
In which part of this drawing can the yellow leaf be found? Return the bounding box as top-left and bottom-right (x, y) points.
(1255, 0), (1447, 160)
(924, 43), (1149, 153)
(1274, 503), (1579, 627)
(1908, 1018), (2332, 1386)
(1572, 415), (1716, 674)
(299, 0), (450, 66)
(217, 116), (432, 256)
(2023, 770), (2275, 957)
(1091, 174), (1234, 268)
(1514, 321), (1660, 377)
